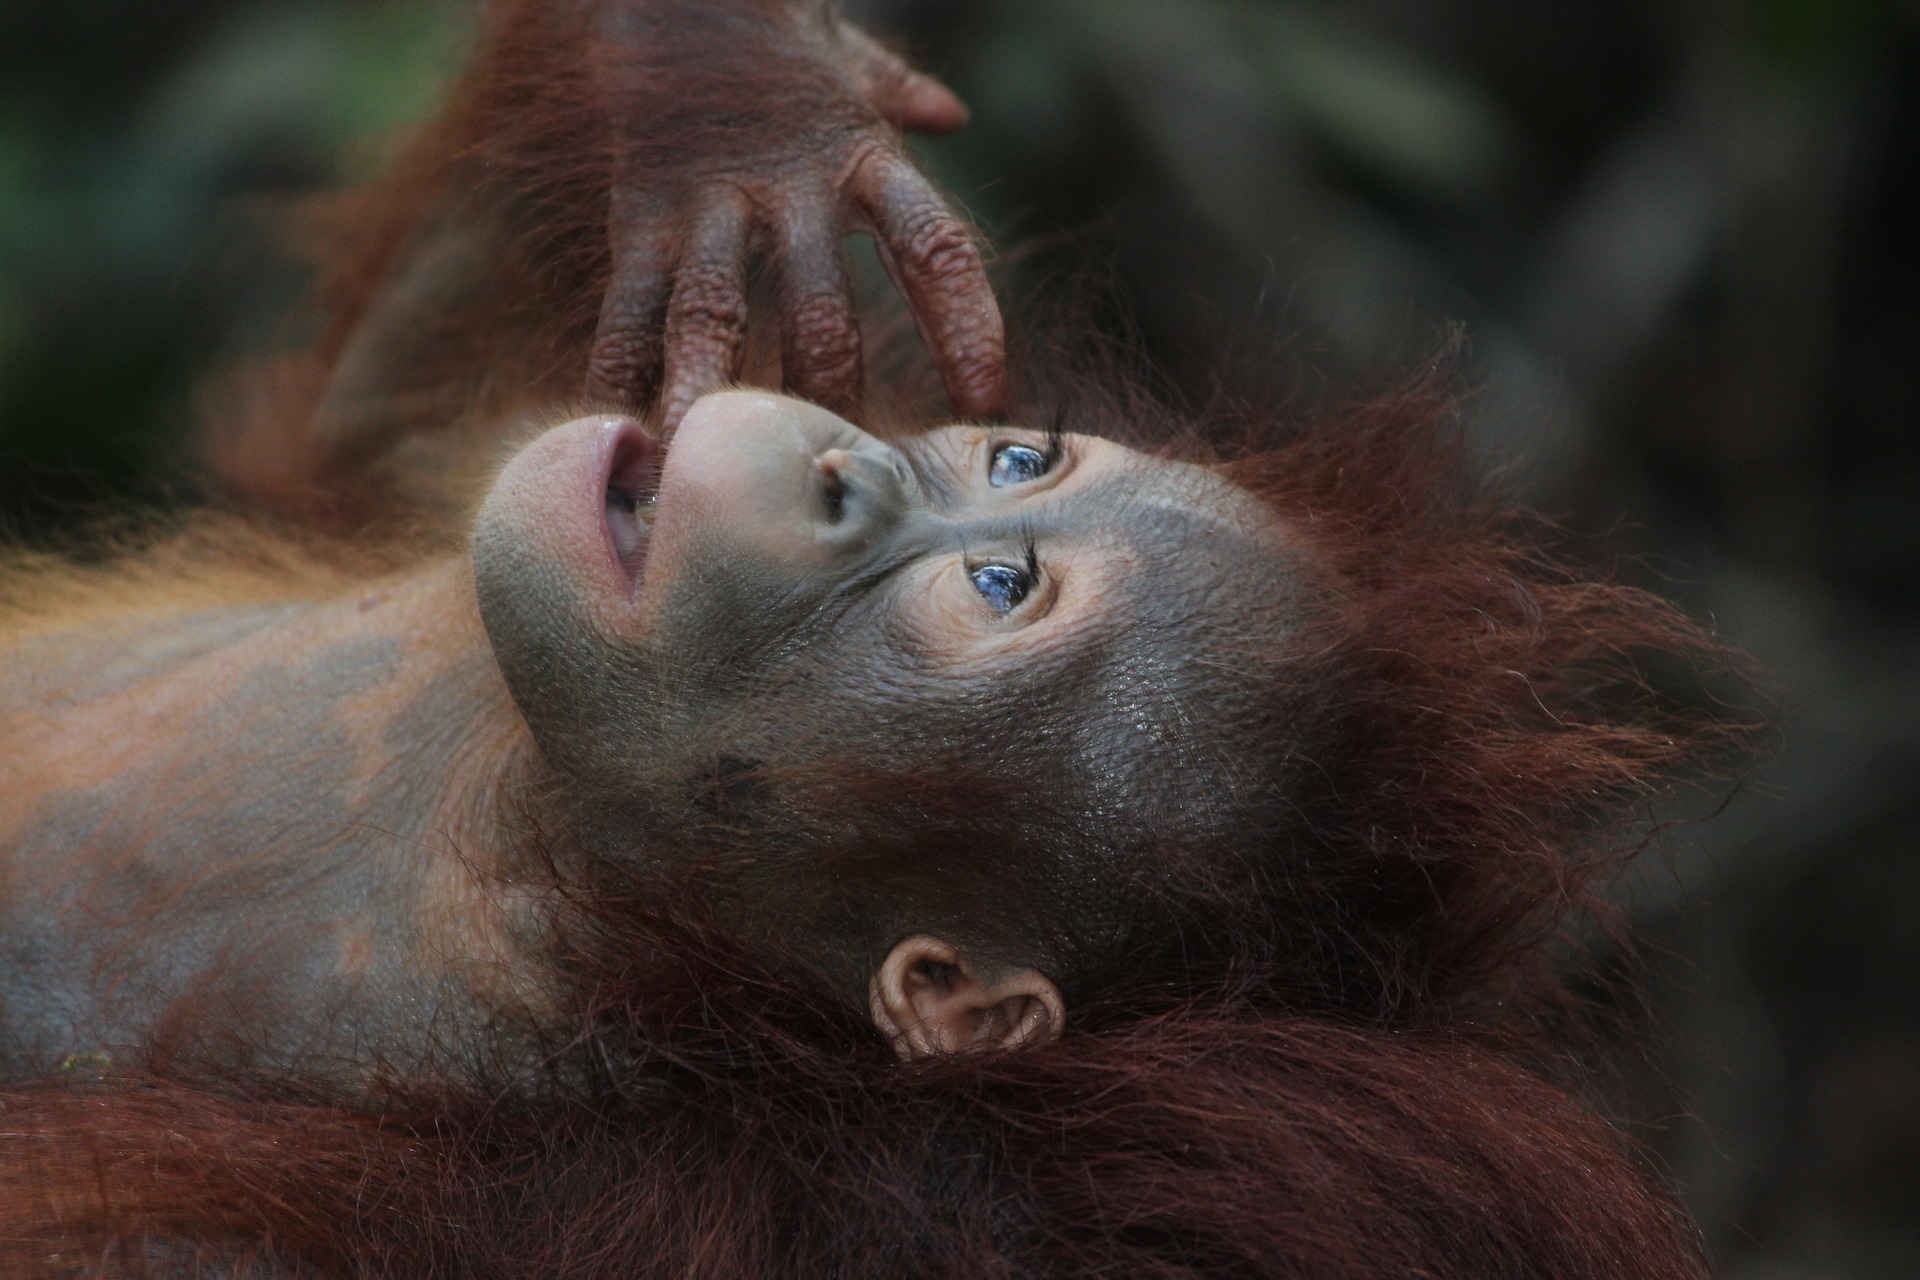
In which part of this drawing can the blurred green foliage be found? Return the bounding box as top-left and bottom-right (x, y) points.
(0, 0), (461, 530)
(1750, 0), (1888, 74)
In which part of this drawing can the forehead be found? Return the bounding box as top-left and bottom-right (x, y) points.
(923, 428), (1307, 832)
(895, 428), (1311, 776)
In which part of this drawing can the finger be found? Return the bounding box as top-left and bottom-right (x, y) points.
(840, 25), (969, 135)
(851, 152), (1007, 419)
(661, 187), (752, 433)
(584, 236), (672, 408)
(771, 201), (862, 414)
(883, 71), (969, 135)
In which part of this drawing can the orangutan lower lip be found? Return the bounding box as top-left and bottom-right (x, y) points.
(598, 419), (662, 590)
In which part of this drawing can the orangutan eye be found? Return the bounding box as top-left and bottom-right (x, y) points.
(969, 563), (1031, 613)
(989, 443), (1051, 488)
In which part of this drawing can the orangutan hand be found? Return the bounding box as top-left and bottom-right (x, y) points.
(583, 0), (1006, 429)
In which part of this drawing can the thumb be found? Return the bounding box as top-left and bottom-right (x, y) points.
(840, 24), (969, 134)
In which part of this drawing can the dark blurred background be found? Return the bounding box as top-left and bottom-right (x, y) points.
(2, 0), (1916, 1271)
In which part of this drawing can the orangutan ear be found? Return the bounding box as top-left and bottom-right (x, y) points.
(868, 935), (1064, 1061)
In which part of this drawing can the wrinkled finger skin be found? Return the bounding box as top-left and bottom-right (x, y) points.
(851, 149), (1007, 420)
(247, 0), (1006, 523)
(586, 0), (1007, 429)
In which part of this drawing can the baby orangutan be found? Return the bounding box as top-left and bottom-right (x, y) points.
(0, 0), (1750, 1274)
(1, 391), (1307, 1083)
(0, 381), (1741, 1277)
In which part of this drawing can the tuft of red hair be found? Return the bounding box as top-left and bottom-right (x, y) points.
(1209, 368), (1749, 1028)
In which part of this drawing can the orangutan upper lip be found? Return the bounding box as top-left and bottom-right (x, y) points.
(600, 420), (662, 589)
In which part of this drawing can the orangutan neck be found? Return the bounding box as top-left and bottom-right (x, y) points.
(0, 556), (558, 1087)
(0, 556), (530, 851)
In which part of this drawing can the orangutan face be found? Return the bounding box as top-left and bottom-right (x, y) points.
(471, 392), (1307, 1025)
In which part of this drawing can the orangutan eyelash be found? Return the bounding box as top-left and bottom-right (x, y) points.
(1043, 408), (1066, 469)
(956, 525), (1045, 616)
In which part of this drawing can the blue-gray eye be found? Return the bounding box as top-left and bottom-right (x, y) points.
(970, 563), (1030, 613)
(989, 443), (1050, 487)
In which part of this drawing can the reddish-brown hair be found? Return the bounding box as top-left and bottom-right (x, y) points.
(4, 365), (1750, 1276)
(4, 931), (1707, 1279)
(767, 340), (1752, 1037)
(69, 0), (1754, 1259)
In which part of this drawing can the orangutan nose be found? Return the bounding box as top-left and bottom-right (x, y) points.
(812, 444), (912, 553)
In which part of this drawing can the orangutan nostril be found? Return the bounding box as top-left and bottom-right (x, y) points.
(819, 455), (849, 524)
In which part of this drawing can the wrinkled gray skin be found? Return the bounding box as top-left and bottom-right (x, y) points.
(473, 393), (1309, 989)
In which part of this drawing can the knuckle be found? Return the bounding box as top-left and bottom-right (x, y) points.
(782, 291), (862, 404)
(667, 337), (734, 383)
(586, 332), (657, 398)
(590, 325), (643, 367)
(670, 281), (749, 338)
(942, 333), (1009, 413)
(587, 347), (636, 388)
(836, 137), (892, 195)
(897, 212), (984, 285)
(674, 300), (749, 338)
(786, 293), (859, 356)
